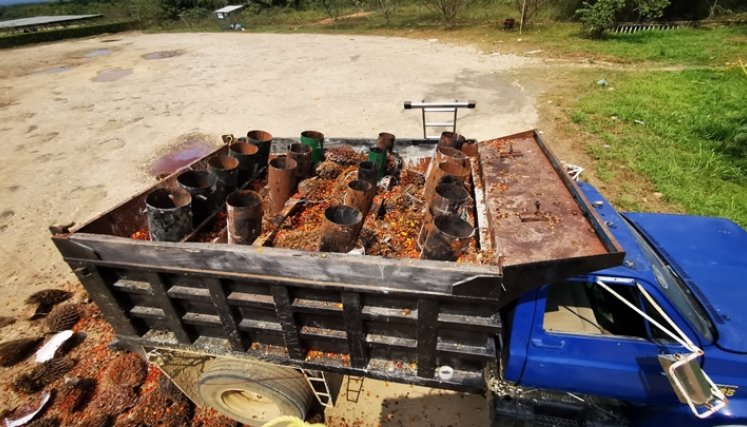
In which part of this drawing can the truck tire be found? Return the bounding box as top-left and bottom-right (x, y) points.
(197, 358), (313, 426)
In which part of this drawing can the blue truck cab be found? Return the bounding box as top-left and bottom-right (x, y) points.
(500, 181), (747, 426)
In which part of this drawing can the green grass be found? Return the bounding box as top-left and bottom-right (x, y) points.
(573, 68), (747, 226)
(196, 10), (746, 66)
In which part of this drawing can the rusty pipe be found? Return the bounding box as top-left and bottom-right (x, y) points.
(207, 155), (239, 202)
(438, 131), (466, 150)
(268, 156), (297, 215)
(145, 188), (192, 242)
(226, 190), (263, 245)
(287, 143), (313, 180)
(436, 146), (470, 169)
(344, 179), (375, 217)
(420, 213), (474, 261)
(247, 130), (273, 174)
(419, 183), (472, 247)
(423, 160), (471, 207)
(176, 170), (217, 226)
(376, 132), (396, 153)
(358, 161), (378, 187)
(228, 142), (259, 186)
(318, 205), (363, 253)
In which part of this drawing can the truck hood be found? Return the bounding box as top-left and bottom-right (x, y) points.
(623, 213), (747, 353)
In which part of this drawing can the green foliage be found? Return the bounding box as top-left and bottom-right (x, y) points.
(576, 0), (624, 38)
(0, 20), (138, 49)
(634, 0), (668, 19)
(422, 0), (470, 26)
(573, 69), (747, 226)
(372, 0), (404, 24)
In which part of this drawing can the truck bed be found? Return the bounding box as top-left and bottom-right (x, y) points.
(52, 130), (623, 391)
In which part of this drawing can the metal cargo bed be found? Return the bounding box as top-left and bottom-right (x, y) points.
(52, 130), (624, 392)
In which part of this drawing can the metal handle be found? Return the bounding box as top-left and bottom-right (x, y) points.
(404, 100), (476, 109)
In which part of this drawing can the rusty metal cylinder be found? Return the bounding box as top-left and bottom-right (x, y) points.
(438, 131), (466, 150)
(207, 155), (240, 202)
(268, 156), (298, 215)
(287, 143), (313, 180)
(419, 183), (472, 247)
(300, 130), (324, 166)
(177, 170), (217, 226)
(247, 130), (272, 174)
(461, 139), (478, 157)
(228, 142), (259, 186)
(145, 188), (192, 242)
(344, 179), (375, 217)
(318, 205), (363, 253)
(376, 132), (396, 153)
(421, 213), (474, 261)
(368, 147), (387, 180)
(436, 146), (470, 169)
(358, 161), (378, 186)
(439, 174), (466, 188)
(226, 190), (263, 245)
(423, 160), (471, 206)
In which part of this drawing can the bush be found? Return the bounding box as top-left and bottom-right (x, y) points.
(576, 0), (625, 37)
(0, 21), (138, 49)
(422, 0), (470, 26)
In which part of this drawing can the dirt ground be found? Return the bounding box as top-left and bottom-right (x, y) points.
(0, 31), (552, 425)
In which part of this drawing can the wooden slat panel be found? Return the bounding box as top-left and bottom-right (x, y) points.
(341, 292), (367, 369)
(168, 286), (211, 302)
(416, 299), (439, 378)
(129, 306), (165, 319)
(144, 272), (193, 344)
(72, 265), (139, 336)
(205, 278), (246, 352)
(270, 285), (304, 360)
(112, 279), (153, 296)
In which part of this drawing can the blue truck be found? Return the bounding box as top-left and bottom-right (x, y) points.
(51, 129), (747, 426)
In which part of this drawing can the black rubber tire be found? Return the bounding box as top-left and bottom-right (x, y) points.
(198, 358), (313, 426)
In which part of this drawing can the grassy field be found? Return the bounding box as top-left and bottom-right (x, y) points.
(571, 68), (747, 226)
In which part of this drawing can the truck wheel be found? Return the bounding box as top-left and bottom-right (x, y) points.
(197, 358), (313, 426)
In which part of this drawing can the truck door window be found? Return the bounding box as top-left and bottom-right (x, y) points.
(544, 282), (648, 338)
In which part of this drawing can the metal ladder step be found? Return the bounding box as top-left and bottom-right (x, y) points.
(425, 122), (455, 127)
(424, 107), (457, 113)
(302, 369), (333, 407)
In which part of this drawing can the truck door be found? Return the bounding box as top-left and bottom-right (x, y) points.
(520, 278), (687, 404)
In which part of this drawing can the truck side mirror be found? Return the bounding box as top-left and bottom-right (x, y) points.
(658, 353), (713, 406)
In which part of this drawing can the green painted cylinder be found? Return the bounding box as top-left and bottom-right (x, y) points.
(368, 147), (387, 180)
(300, 130), (324, 166)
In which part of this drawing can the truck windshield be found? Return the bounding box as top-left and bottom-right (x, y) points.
(622, 219), (714, 343)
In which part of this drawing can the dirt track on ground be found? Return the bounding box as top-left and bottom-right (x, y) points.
(0, 31), (546, 425)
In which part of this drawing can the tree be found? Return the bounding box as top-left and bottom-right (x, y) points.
(513, 0), (550, 27)
(422, 0), (469, 27)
